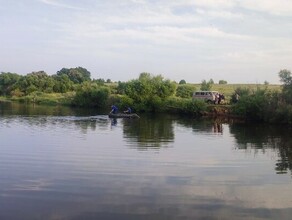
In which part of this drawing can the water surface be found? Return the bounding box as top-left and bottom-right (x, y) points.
(1, 102), (292, 219)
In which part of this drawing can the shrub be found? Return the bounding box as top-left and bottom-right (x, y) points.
(176, 84), (195, 98)
(72, 83), (110, 107)
(165, 97), (207, 115)
(231, 89), (272, 121)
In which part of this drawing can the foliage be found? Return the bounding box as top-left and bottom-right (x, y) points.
(0, 72), (22, 95)
(116, 81), (127, 95)
(176, 84), (196, 98)
(219, 80), (227, 84)
(119, 95), (134, 111)
(165, 97), (207, 115)
(179, 79), (186, 84)
(15, 71), (52, 95)
(52, 74), (74, 93)
(71, 82), (110, 107)
(124, 73), (177, 112)
(230, 87), (251, 104)
(10, 88), (24, 97)
(2, 68), (292, 122)
(200, 79), (213, 91)
(274, 104), (292, 124)
(279, 69), (292, 104)
(93, 78), (105, 84)
(231, 89), (272, 121)
(56, 67), (91, 84)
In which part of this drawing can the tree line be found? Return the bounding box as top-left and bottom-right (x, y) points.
(1, 67), (292, 124)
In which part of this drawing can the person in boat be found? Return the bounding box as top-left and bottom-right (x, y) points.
(123, 106), (132, 114)
(110, 105), (118, 114)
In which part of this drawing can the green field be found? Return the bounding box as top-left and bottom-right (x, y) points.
(189, 83), (281, 98)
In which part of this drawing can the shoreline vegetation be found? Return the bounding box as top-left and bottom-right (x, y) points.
(1, 68), (292, 124)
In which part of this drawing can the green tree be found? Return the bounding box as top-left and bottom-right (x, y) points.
(52, 74), (74, 93)
(72, 82), (110, 107)
(279, 69), (292, 104)
(117, 81), (127, 95)
(179, 79), (186, 84)
(219, 80), (227, 84)
(0, 72), (22, 95)
(57, 67), (91, 84)
(124, 73), (176, 111)
(200, 79), (213, 91)
(176, 84), (195, 98)
(14, 71), (52, 95)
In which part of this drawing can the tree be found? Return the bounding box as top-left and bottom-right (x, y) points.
(0, 72), (22, 95)
(279, 69), (292, 104)
(57, 67), (91, 83)
(72, 82), (110, 107)
(179, 79), (186, 84)
(200, 79), (213, 91)
(219, 80), (227, 84)
(14, 71), (53, 94)
(176, 84), (195, 98)
(52, 74), (74, 93)
(279, 69), (292, 85)
(124, 73), (176, 111)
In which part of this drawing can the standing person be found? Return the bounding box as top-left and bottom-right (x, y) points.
(235, 93), (240, 103)
(218, 93), (225, 104)
(124, 106), (132, 114)
(110, 105), (118, 114)
(215, 93), (219, 104)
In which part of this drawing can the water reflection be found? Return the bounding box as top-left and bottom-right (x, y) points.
(175, 117), (224, 134)
(122, 114), (174, 150)
(2, 103), (292, 219)
(0, 101), (105, 116)
(230, 123), (292, 175)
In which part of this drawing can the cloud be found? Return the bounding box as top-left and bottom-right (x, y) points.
(180, 0), (236, 8)
(195, 9), (243, 19)
(39, 0), (85, 10)
(239, 0), (292, 16)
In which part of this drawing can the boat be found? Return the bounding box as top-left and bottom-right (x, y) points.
(108, 113), (140, 119)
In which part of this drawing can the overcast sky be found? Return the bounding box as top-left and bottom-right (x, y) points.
(1, 0), (292, 83)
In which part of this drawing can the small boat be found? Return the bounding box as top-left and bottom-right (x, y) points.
(108, 113), (140, 119)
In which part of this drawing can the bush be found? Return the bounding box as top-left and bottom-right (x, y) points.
(176, 84), (196, 98)
(165, 97), (207, 115)
(72, 83), (110, 107)
(274, 104), (292, 124)
(231, 89), (272, 121)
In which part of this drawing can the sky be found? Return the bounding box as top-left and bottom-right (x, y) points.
(0, 0), (292, 84)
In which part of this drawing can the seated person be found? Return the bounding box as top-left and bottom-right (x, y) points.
(123, 107), (132, 114)
(110, 105), (118, 114)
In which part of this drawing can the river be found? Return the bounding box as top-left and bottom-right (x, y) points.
(1, 102), (292, 220)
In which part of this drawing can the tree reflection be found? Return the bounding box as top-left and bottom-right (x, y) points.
(230, 123), (292, 175)
(122, 114), (174, 150)
(0, 102), (105, 116)
(176, 117), (226, 134)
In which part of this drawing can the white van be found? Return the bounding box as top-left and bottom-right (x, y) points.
(192, 91), (219, 104)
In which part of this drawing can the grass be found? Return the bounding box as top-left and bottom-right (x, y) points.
(188, 83), (281, 102)
(10, 92), (75, 105)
